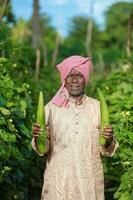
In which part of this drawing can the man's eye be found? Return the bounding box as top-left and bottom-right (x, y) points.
(67, 75), (73, 78)
(67, 74), (83, 79)
(77, 74), (83, 78)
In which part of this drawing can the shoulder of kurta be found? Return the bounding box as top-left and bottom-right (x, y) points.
(86, 96), (100, 120)
(45, 101), (58, 109)
(44, 102), (50, 115)
(86, 96), (100, 107)
(45, 100), (61, 113)
(44, 101), (59, 122)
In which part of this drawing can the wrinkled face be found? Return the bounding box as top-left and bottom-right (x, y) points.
(65, 69), (85, 97)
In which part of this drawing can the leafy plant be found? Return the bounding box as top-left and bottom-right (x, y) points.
(88, 64), (133, 199)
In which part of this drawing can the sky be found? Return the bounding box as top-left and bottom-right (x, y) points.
(12, 0), (133, 37)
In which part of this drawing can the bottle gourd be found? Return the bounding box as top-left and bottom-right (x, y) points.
(97, 88), (110, 146)
(36, 91), (46, 154)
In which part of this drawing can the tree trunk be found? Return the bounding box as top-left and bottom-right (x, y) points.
(43, 43), (48, 67)
(85, 0), (95, 57)
(52, 33), (61, 67)
(35, 48), (41, 82)
(126, 11), (133, 57)
(85, 18), (93, 57)
(31, 0), (42, 82)
(31, 0), (41, 49)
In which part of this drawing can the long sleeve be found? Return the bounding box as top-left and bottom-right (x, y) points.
(31, 104), (51, 156)
(96, 100), (119, 157)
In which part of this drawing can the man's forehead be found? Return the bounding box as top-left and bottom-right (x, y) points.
(68, 69), (82, 75)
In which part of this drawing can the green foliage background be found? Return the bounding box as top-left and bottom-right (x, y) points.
(88, 66), (133, 200)
(0, 1), (133, 199)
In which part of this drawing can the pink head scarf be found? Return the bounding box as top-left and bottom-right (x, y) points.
(51, 55), (92, 108)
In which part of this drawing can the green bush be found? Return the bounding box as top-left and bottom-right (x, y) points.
(0, 58), (46, 199)
(88, 65), (133, 199)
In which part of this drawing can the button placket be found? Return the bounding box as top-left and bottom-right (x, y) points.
(75, 109), (79, 134)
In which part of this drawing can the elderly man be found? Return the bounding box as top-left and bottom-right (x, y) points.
(32, 55), (118, 200)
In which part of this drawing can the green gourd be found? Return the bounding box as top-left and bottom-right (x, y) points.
(36, 91), (46, 154)
(97, 88), (110, 146)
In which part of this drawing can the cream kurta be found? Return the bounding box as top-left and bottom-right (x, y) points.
(32, 95), (118, 200)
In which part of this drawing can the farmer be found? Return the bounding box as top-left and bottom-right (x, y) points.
(32, 55), (118, 200)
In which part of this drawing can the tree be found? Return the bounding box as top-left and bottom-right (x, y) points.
(0, 0), (15, 23)
(105, 2), (133, 51)
(59, 15), (102, 70)
(31, 0), (42, 82)
(85, 0), (95, 56)
(11, 18), (31, 45)
(51, 32), (61, 67)
(126, 11), (133, 57)
(31, 0), (42, 49)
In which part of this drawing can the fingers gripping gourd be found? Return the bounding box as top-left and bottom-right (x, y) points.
(97, 88), (110, 146)
(36, 91), (46, 154)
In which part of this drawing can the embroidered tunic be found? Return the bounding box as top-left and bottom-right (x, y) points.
(32, 95), (118, 200)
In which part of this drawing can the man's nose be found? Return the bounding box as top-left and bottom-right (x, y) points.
(72, 75), (78, 82)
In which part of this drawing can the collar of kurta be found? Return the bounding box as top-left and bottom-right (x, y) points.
(68, 94), (87, 106)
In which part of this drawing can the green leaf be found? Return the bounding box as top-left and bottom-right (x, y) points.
(0, 142), (11, 160)
(0, 57), (8, 63)
(0, 107), (11, 116)
(119, 191), (132, 200)
(0, 129), (16, 142)
(19, 124), (30, 138)
(0, 114), (6, 125)
(0, 166), (11, 183)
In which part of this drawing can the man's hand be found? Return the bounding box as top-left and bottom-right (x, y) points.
(33, 123), (42, 139)
(33, 123), (50, 139)
(33, 123), (50, 153)
(101, 124), (113, 140)
(101, 124), (114, 147)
